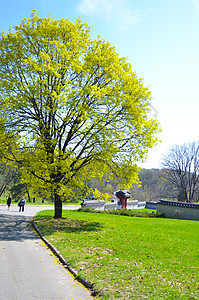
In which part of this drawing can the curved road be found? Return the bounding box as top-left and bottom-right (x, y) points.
(0, 204), (93, 300)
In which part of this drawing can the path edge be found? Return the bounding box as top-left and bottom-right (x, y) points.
(31, 215), (96, 294)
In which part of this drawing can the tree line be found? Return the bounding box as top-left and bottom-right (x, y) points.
(85, 141), (199, 203)
(1, 141), (199, 204)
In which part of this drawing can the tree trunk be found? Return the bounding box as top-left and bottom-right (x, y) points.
(0, 184), (6, 197)
(54, 193), (62, 218)
(26, 188), (31, 202)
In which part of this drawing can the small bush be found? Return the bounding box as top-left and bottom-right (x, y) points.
(77, 207), (164, 218)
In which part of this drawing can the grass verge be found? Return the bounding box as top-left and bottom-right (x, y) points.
(35, 209), (199, 299)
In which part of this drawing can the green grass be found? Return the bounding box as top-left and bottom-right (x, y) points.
(35, 210), (199, 299)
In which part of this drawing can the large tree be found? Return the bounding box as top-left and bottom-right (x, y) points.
(162, 141), (199, 202)
(0, 11), (159, 217)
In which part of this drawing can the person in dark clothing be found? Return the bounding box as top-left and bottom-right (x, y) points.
(7, 194), (12, 210)
(18, 195), (26, 212)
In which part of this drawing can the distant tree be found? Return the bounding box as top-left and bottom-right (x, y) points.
(10, 182), (27, 202)
(89, 168), (176, 202)
(89, 177), (120, 196)
(0, 11), (159, 218)
(132, 168), (167, 202)
(0, 162), (18, 197)
(103, 183), (114, 195)
(162, 141), (199, 202)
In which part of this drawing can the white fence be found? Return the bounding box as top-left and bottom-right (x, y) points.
(81, 200), (146, 211)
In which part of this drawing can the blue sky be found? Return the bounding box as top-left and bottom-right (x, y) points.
(1, 0), (199, 169)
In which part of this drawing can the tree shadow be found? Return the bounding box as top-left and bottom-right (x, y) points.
(0, 213), (39, 242)
(36, 217), (104, 234)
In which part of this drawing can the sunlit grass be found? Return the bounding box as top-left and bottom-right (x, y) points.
(35, 210), (199, 299)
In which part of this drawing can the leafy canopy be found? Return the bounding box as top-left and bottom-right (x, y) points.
(0, 11), (160, 200)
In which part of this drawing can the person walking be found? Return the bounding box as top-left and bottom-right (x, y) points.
(7, 194), (12, 210)
(18, 195), (26, 212)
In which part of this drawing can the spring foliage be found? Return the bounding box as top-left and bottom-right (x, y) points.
(0, 11), (159, 205)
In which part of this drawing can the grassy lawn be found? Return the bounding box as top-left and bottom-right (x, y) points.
(35, 210), (199, 299)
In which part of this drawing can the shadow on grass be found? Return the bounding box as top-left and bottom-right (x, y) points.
(36, 217), (104, 234)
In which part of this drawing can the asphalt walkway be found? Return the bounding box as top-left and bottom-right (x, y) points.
(0, 204), (93, 300)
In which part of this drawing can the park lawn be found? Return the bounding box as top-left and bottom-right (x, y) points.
(35, 210), (199, 300)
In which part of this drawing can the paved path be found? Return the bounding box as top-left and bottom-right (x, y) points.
(0, 204), (93, 300)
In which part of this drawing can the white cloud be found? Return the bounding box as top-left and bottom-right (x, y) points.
(194, 0), (199, 9)
(77, 0), (114, 15)
(193, 0), (199, 19)
(118, 8), (152, 30)
(77, 0), (152, 30)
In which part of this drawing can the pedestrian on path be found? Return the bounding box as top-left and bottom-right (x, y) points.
(7, 194), (12, 210)
(18, 195), (26, 212)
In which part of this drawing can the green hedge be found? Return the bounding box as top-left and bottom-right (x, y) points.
(78, 207), (164, 218)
